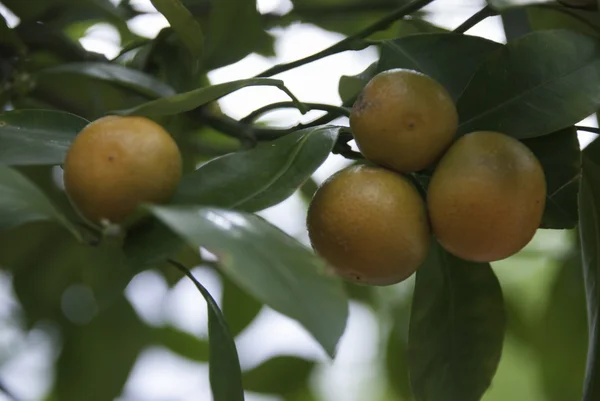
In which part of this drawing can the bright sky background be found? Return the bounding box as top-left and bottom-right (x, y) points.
(0, 0), (596, 400)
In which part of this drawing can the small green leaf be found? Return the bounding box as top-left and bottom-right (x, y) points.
(338, 62), (378, 107)
(0, 109), (88, 165)
(37, 62), (176, 98)
(150, 0), (204, 71)
(112, 78), (294, 117)
(377, 33), (503, 101)
(522, 126), (582, 229)
(578, 139), (600, 401)
(152, 325), (209, 362)
(174, 126), (339, 212)
(457, 30), (600, 138)
(243, 356), (315, 396)
(173, 263), (244, 401)
(222, 274), (263, 337)
(123, 218), (186, 269)
(408, 241), (505, 401)
(150, 206), (349, 358)
(0, 165), (80, 238)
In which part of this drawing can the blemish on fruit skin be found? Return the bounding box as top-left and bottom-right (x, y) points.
(108, 155), (115, 162)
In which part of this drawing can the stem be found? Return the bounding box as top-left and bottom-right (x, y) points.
(255, 0), (436, 78)
(576, 125), (600, 135)
(453, 5), (497, 34)
(241, 101), (350, 123)
(198, 107), (343, 142)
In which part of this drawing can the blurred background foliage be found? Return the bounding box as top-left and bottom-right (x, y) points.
(0, 0), (594, 400)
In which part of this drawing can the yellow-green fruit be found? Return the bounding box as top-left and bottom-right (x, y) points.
(63, 115), (183, 225)
(350, 68), (458, 173)
(427, 131), (546, 262)
(307, 165), (430, 286)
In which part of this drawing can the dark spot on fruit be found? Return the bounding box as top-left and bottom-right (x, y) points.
(108, 155), (115, 162)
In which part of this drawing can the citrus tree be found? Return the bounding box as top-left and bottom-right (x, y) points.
(0, 0), (598, 400)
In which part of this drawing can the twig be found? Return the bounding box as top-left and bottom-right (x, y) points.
(453, 5), (498, 34)
(576, 125), (600, 135)
(241, 101), (349, 123)
(255, 0), (436, 78)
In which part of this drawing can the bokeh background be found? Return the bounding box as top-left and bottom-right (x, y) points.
(0, 0), (595, 400)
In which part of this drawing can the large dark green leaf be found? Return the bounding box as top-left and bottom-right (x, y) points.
(112, 78), (295, 117)
(578, 138), (600, 401)
(338, 33), (500, 107)
(221, 273), (263, 337)
(151, 325), (210, 362)
(204, 0), (274, 69)
(54, 297), (150, 401)
(37, 62), (176, 98)
(173, 126), (339, 212)
(149, 206), (349, 358)
(150, 0), (204, 72)
(0, 165), (80, 238)
(243, 356), (314, 396)
(0, 109), (88, 165)
(457, 30), (600, 138)
(522, 126), (582, 229)
(175, 264), (244, 401)
(408, 241), (505, 401)
(377, 33), (503, 101)
(489, 0), (555, 9)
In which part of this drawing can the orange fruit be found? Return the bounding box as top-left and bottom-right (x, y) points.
(307, 164), (430, 286)
(427, 131), (546, 262)
(63, 115), (182, 225)
(350, 68), (458, 173)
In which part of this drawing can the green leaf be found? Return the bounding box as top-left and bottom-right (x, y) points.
(0, 165), (80, 238)
(112, 78), (294, 117)
(150, 0), (204, 71)
(173, 126), (340, 212)
(408, 241), (505, 401)
(535, 247), (587, 401)
(174, 264), (244, 401)
(243, 356), (315, 396)
(386, 301), (413, 400)
(54, 297), (150, 401)
(377, 33), (503, 101)
(123, 218), (186, 269)
(204, 0), (274, 69)
(150, 206), (349, 358)
(522, 126), (582, 229)
(37, 62), (176, 98)
(152, 325), (210, 362)
(527, 5), (600, 38)
(457, 30), (600, 138)
(578, 139), (600, 401)
(0, 109), (88, 165)
(222, 273), (263, 337)
(338, 62), (378, 107)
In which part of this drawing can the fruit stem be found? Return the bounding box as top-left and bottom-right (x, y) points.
(241, 101), (350, 123)
(254, 0), (437, 78)
(453, 5), (498, 34)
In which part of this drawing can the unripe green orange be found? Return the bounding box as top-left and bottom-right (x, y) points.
(427, 131), (546, 262)
(63, 115), (182, 225)
(307, 164), (430, 286)
(350, 68), (458, 173)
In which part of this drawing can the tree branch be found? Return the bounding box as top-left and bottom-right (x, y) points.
(241, 101), (349, 123)
(453, 5), (498, 34)
(576, 125), (600, 135)
(255, 0), (436, 78)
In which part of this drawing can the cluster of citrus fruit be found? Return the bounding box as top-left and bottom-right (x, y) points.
(307, 68), (547, 286)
